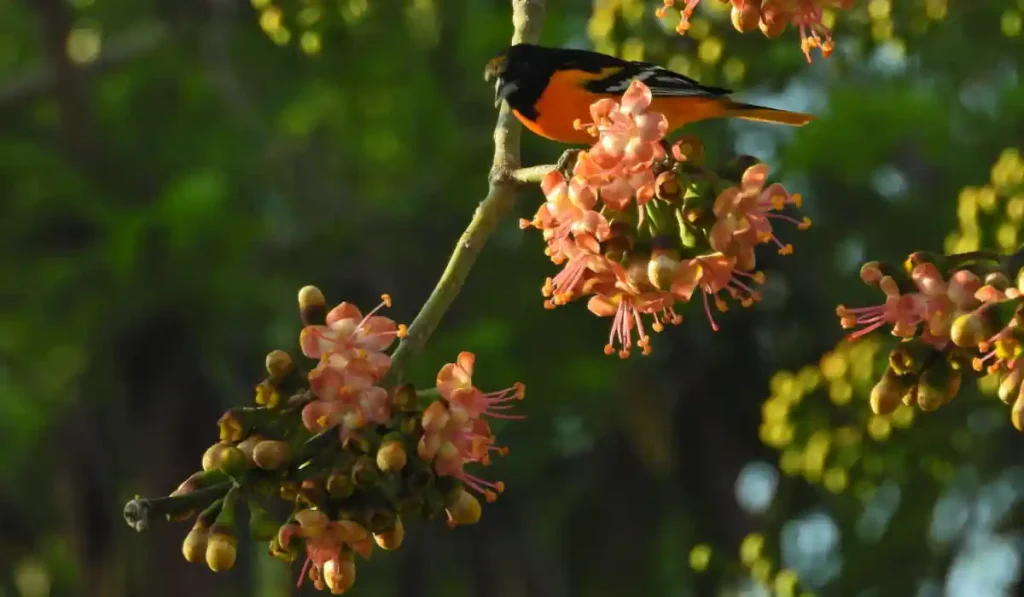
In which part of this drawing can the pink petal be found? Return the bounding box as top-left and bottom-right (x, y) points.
(741, 164), (769, 191)
(620, 80), (652, 116)
(587, 294), (618, 317)
(326, 303), (362, 327)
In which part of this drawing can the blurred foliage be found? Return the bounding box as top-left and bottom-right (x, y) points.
(1, 0), (1024, 596)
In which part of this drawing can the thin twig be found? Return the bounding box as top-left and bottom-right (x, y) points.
(385, 0), (546, 380)
(511, 164), (557, 184)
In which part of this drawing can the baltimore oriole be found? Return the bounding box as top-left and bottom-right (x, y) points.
(484, 44), (814, 145)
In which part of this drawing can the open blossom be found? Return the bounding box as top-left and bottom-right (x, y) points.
(656, 0), (854, 62)
(523, 87), (809, 357)
(298, 295), (407, 443)
(571, 81), (669, 210)
(281, 510), (373, 594)
(839, 252), (1024, 431)
(418, 352), (524, 504)
(837, 260), (982, 346)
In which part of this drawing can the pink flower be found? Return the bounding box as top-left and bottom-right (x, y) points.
(283, 511), (372, 594)
(710, 164), (810, 259)
(417, 354), (525, 501)
(571, 81), (668, 212)
(838, 264), (984, 346)
(299, 295), (405, 382)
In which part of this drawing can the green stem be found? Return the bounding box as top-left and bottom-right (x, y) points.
(384, 0), (547, 384)
(123, 482), (232, 532)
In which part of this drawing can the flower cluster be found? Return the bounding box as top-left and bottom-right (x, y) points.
(838, 249), (1024, 430)
(656, 0), (855, 62)
(522, 80), (809, 357)
(123, 286), (524, 594)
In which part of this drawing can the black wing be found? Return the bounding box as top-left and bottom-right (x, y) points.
(583, 60), (732, 98)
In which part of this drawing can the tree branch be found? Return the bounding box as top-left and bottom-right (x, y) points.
(386, 0), (546, 380)
(511, 164), (556, 184)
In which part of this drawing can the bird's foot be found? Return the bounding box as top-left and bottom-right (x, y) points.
(556, 149), (583, 179)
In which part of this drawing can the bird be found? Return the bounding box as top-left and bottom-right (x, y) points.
(484, 43), (814, 145)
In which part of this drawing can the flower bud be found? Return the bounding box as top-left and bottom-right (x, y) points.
(917, 364), (961, 412)
(202, 442), (232, 473)
(205, 530), (238, 572)
(351, 456), (380, 489)
(374, 516), (405, 550)
(731, 2), (760, 32)
(235, 434), (265, 464)
(870, 371), (906, 415)
(445, 487), (482, 527)
(376, 439), (408, 473)
(327, 471), (355, 499)
(647, 246), (679, 290)
(217, 411), (244, 442)
(265, 349), (294, 382)
(985, 272), (1011, 290)
(654, 171), (682, 201)
(759, 10), (788, 38)
(298, 285), (327, 326)
(217, 446), (248, 476)
(182, 522), (209, 564)
(253, 440), (291, 470)
(951, 312), (989, 348)
(999, 369), (1022, 404)
(1012, 393), (1024, 432)
(323, 554), (357, 595)
(671, 135), (705, 165)
(254, 379), (280, 409)
(390, 383), (417, 411)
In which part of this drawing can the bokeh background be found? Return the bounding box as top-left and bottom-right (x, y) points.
(3, 0), (1024, 595)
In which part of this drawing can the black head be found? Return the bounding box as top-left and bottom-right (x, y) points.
(483, 44), (552, 110)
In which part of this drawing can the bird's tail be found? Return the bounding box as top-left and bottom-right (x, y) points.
(720, 99), (815, 126)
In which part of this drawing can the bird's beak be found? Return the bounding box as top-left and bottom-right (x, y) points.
(494, 79), (517, 108)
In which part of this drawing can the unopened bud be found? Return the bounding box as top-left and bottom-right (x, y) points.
(217, 446), (247, 476)
(917, 364), (961, 412)
(445, 486), (482, 527)
(654, 171), (682, 201)
(327, 472), (355, 499)
(217, 411), (244, 442)
(351, 456), (380, 489)
(999, 369), (1022, 404)
(870, 371), (906, 415)
(671, 135), (705, 166)
(254, 379), (280, 409)
(647, 247), (680, 291)
(205, 530), (237, 572)
(1013, 394), (1024, 432)
(265, 349), (294, 382)
(951, 312), (989, 348)
(202, 442), (232, 473)
(298, 285), (327, 325)
(253, 440), (291, 470)
(391, 384), (417, 411)
(759, 12), (787, 37)
(182, 522), (209, 564)
(323, 554), (357, 595)
(376, 439), (408, 473)
(374, 517), (405, 550)
(985, 272), (1011, 290)
(731, 2), (760, 32)
(236, 434), (265, 464)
